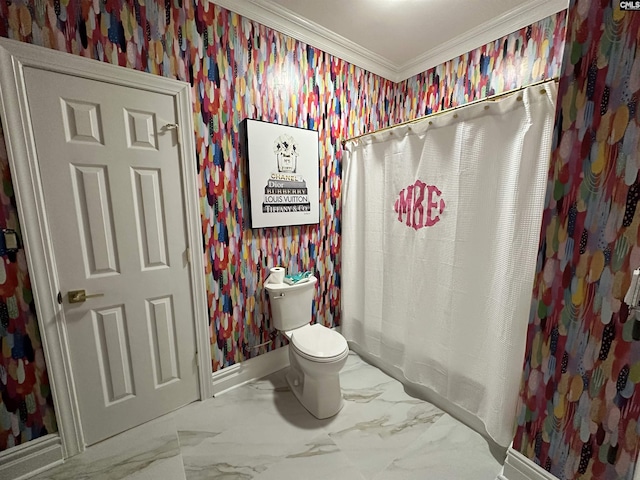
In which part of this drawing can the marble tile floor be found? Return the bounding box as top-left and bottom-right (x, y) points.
(30, 352), (505, 480)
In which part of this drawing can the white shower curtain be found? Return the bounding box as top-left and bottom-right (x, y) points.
(342, 82), (557, 447)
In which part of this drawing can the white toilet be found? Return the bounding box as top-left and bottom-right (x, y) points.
(265, 275), (349, 419)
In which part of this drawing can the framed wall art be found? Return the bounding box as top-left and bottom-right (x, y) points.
(244, 119), (320, 228)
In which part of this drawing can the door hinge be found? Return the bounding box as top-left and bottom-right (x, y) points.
(186, 246), (191, 264)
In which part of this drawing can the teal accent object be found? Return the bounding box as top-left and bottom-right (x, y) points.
(284, 271), (313, 285)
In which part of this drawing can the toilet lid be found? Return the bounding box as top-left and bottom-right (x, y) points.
(290, 324), (348, 359)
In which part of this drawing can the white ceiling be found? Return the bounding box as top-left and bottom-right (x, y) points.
(213, 0), (568, 82)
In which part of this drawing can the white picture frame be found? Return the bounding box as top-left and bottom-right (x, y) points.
(245, 119), (320, 228)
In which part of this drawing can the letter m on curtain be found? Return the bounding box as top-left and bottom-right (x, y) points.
(394, 180), (445, 230)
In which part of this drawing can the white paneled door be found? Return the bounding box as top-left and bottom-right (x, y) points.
(23, 67), (200, 445)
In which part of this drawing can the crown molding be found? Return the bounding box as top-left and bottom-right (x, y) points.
(211, 0), (568, 83)
(211, 0), (398, 81)
(399, 0), (569, 81)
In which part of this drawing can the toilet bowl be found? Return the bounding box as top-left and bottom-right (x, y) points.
(265, 275), (349, 419)
(285, 323), (349, 419)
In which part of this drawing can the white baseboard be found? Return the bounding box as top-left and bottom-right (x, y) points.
(498, 447), (559, 480)
(0, 434), (64, 480)
(212, 345), (290, 396)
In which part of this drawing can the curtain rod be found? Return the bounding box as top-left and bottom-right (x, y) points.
(341, 77), (559, 148)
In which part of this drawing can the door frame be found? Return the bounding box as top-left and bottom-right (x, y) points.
(0, 38), (213, 457)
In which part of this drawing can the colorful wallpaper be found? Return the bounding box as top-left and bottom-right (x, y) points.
(0, 119), (57, 450)
(513, 2), (640, 479)
(392, 11), (566, 122)
(0, 0), (565, 452)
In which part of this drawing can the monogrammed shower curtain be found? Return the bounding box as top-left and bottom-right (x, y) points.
(342, 82), (557, 447)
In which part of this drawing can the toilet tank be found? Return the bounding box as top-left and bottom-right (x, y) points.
(265, 276), (317, 331)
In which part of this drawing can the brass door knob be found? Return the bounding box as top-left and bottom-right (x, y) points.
(67, 289), (104, 304)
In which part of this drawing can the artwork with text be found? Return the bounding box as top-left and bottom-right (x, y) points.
(262, 134), (311, 214)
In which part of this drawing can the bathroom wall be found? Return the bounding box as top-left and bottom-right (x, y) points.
(0, 119), (57, 450)
(0, 0), (564, 451)
(512, 2), (640, 479)
(392, 11), (566, 122)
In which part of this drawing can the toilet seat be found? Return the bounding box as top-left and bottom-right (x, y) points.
(290, 324), (348, 363)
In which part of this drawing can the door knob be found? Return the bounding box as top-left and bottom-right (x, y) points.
(67, 289), (104, 304)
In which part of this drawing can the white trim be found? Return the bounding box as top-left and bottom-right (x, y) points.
(0, 38), (212, 458)
(0, 38), (84, 458)
(212, 0), (398, 81)
(212, 0), (568, 82)
(498, 447), (560, 480)
(176, 66), (214, 403)
(212, 345), (290, 396)
(399, 0), (569, 81)
(0, 434), (63, 480)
